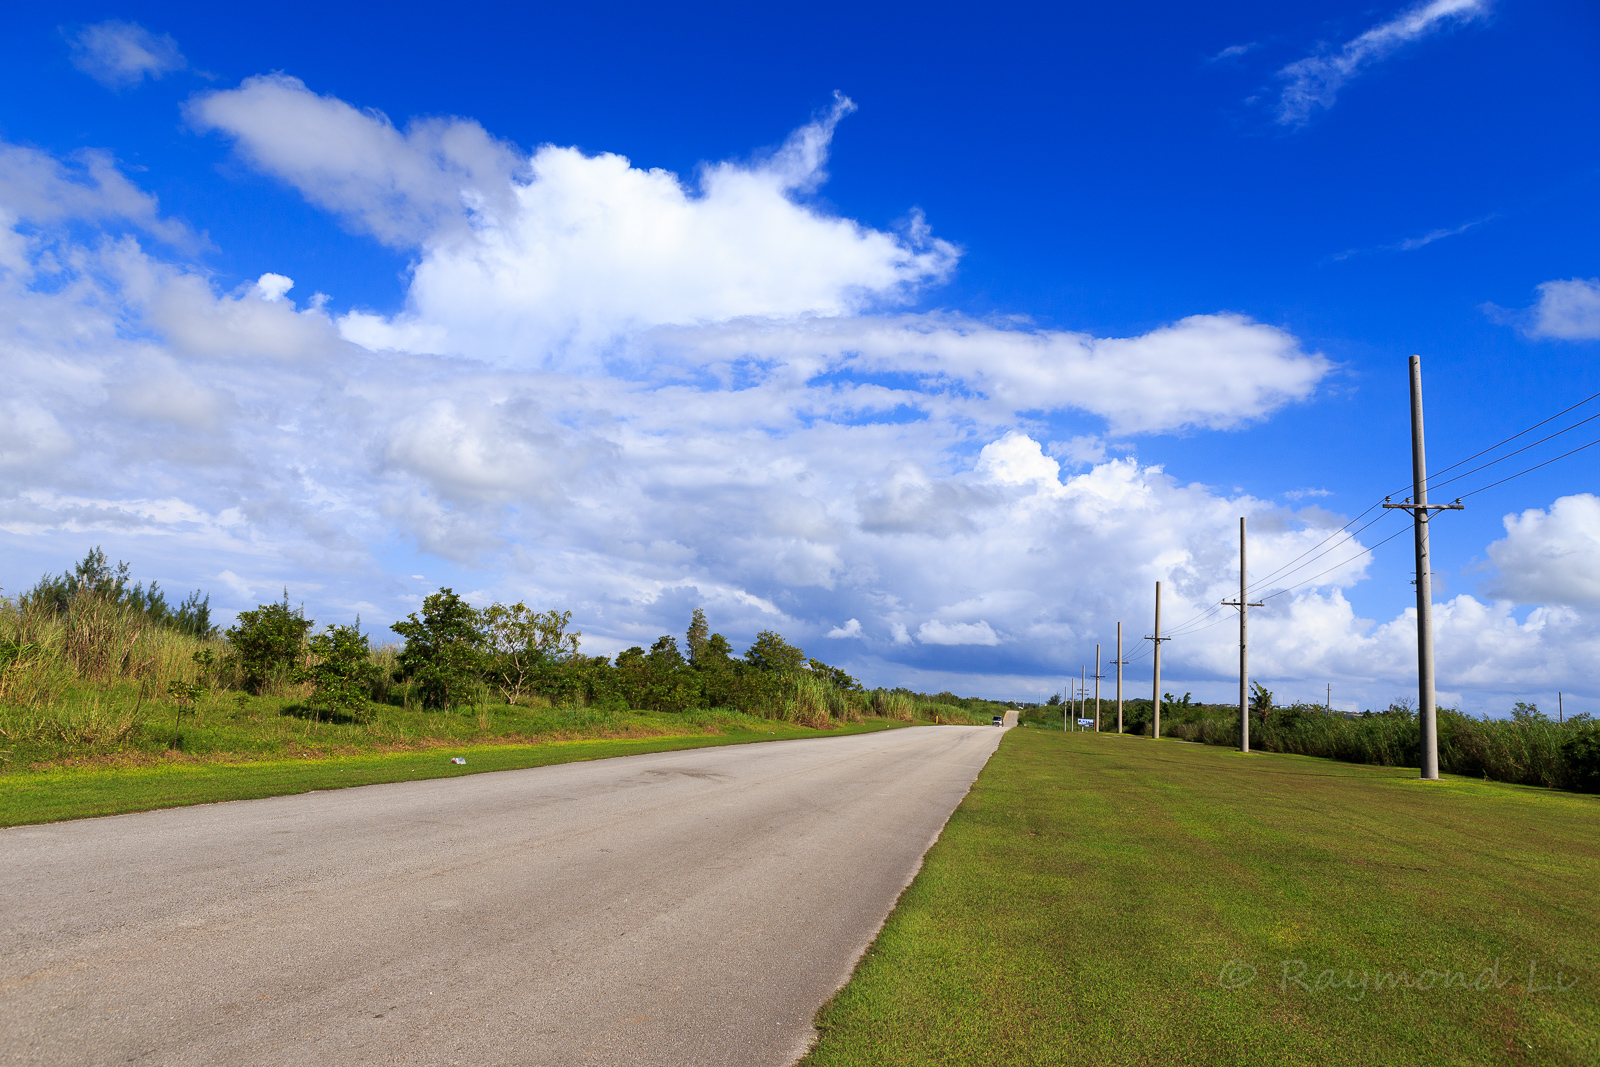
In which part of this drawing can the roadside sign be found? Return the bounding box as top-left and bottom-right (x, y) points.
(1076, 718), (1093, 727)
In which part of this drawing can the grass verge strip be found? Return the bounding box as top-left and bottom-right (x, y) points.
(803, 730), (1599, 1067)
(0, 720), (908, 828)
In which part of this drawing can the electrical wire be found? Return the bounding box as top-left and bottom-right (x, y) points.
(1260, 524), (1413, 603)
(1386, 387), (1600, 497)
(1420, 408), (1600, 497)
(1454, 435), (1600, 501)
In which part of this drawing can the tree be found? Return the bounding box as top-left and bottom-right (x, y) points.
(480, 602), (581, 705)
(744, 630), (806, 673)
(1046, 693), (1062, 706)
(299, 623), (380, 720)
(392, 588), (485, 709)
(21, 548), (217, 637)
(686, 608), (710, 664)
(226, 592), (314, 695)
(1250, 681), (1273, 720)
(807, 657), (860, 691)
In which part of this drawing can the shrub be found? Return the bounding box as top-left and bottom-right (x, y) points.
(226, 594), (314, 695)
(299, 623), (381, 721)
(392, 588), (484, 710)
(1559, 725), (1600, 793)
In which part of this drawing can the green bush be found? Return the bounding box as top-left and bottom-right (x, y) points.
(1558, 725), (1600, 793)
(299, 623), (380, 721)
(392, 589), (485, 710)
(224, 594), (314, 695)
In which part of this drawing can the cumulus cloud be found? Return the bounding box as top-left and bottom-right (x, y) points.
(917, 620), (1002, 646)
(1486, 494), (1600, 609)
(0, 143), (194, 248)
(1275, 0), (1490, 126)
(69, 21), (186, 90)
(1, 96), (1590, 710)
(195, 80), (955, 362)
(1523, 278), (1600, 340)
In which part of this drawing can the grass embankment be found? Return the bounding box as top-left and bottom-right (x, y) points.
(0, 716), (909, 828)
(804, 730), (1599, 1067)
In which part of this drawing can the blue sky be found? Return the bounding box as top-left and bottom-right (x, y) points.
(2, 1), (1597, 712)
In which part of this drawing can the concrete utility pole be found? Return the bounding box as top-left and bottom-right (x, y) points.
(1383, 355), (1463, 781)
(1559, 692), (1564, 724)
(1221, 517), (1263, 754)
(1112, 622), (1129, 735)
(1093, 644), (1102, 733)
(1146, 581), (1172, 739)
(1327, 683), (1332, 714)
(1080, 665), (1087, 731)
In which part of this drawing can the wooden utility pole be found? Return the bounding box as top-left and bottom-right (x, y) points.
(1382, 355), (1463, 780)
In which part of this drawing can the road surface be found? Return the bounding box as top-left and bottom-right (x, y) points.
(1, 724), (1005, 1066)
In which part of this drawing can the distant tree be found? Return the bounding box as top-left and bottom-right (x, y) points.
(392, 588), (485, 710)
(1250, 681), (1273, 720)
(807, 657), (860, 691)
(20, 547), (216, 637)
(1046, 693), (1062, 706)
(1511, 701), (1548, 724)
(686, 608), (710, 664)
(226, 592), (314, 694)
(648, 635), (685, 671)
(481, 602), (580, 705)
(744, 630), (806, 673)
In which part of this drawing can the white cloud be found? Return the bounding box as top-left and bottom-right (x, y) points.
(1, 97), (1592, 710)
(1524, 278), (1600, 340)
(0, 143), (194, 248)
(917, 620), (1002, 646)
(194, 80), (956, 363)
(1275, 0), (1490, 126)
(69, 21), (186, 90)
(1486, 494), (1600, 609)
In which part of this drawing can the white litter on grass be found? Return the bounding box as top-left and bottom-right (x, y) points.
(450, 757), (467, 765)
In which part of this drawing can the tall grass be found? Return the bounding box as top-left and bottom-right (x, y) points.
(1161, 704), (1599, 792)
(870, 689), (916, 721)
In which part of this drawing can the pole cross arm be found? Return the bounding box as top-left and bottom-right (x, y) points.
(1383, 500), (1464, 511)
(1221, 599), (1264, 608)
(1144, 635), (1172, 643)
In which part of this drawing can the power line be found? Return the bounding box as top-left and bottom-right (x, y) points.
(1424, 408), (1600, 496)
(1389, 387), (1600, 496)
(1455, 435), (1600, 501)
(1260, 524), (1413, 603)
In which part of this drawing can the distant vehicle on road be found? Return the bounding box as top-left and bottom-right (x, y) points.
(992, 715), (1004, 727)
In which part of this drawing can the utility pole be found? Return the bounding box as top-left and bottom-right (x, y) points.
(1146, 581), (1172, 739)
(1112, 622), (1129, 735)
(1559, 692), (1564, 724)
(1221, 517), (1263, 754)
(1062, 684), (1069, 733)
(1093, 644), (1102, 732)
(1327, 683), (1332, 714)
(1383, 355), (1463, 781)
(1081, 668), (1094, 735)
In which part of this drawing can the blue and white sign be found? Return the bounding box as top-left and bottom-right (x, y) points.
(1076, 718), (1094, 727)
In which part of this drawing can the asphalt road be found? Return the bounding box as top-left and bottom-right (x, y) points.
(1, 723), (1006, 1066)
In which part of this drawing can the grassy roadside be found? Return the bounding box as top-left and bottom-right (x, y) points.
(802, 730), (1599, 1067)
(0, 718), (912, 828)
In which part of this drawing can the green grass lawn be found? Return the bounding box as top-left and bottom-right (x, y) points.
(0, 714), (910, 827)
(803, 729), (1598, 1067)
